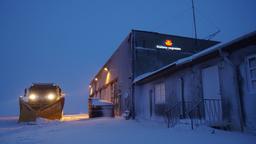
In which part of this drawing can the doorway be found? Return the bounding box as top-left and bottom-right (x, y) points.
(202, 65), (223, 123)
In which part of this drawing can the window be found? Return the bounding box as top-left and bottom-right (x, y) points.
(154, 83), (165, 104)
(247, 55), (256, 92)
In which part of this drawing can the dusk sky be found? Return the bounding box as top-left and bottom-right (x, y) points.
(0, 0), (255, 115)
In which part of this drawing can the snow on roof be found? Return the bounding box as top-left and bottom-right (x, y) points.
(91, 98), (113, 106)
(133, 30), (256, 84)
(133, 63), (176, 83)
(133, 43), (225, 84)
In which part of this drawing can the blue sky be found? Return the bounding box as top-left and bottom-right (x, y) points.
(0, 0), (255, 115)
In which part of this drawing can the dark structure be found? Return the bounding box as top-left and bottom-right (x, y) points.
(88, 30), (219, 118)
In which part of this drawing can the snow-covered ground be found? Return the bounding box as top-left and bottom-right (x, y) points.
(0, 116), (255, 144)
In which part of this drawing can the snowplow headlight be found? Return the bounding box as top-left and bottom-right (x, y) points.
(29, 94), (38, 101)
(47, 93), (56, 101)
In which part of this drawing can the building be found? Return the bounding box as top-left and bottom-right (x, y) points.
(88, 30), (219, 117)
(133, 31), (256, 134)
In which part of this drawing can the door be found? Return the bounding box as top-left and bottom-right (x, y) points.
(112, 82), (120, 116)
(243, 55), (256, 133)
(202, 65), (222, 123)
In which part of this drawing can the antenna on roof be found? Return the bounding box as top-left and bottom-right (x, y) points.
(206, 30), (221, 40)
(191, 0), (221, 42)
(191, 0), (198, 46)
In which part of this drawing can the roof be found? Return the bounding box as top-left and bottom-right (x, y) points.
(89, 29), (185, 85)
(133, 30), (256, 84)
(89, 29), (219, 85)
(32, 83), (55, 86)
(29, 83), (60, 90)
(132, 29), (219, 43)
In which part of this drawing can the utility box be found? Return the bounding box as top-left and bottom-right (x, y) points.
(88, 98), (113, 118)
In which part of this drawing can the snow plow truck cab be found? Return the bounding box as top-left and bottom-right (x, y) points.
(18, 83), (65, 122)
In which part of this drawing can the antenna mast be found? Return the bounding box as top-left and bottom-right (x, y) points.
(191, 0), (198, 45)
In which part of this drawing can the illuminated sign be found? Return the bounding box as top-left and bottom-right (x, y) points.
(156, 39), (181, 51)
(165, 39), (173, 47)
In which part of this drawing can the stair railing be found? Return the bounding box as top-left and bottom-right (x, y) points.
(164, 102), (181, 128)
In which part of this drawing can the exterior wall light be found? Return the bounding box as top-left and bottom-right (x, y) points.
(89, 87), (93, 95)
(95, 78), (98, 81)
(104, 67), (109, 72)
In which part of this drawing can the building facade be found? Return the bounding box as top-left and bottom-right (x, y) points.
(133, 31), (256, 134)
(88, 30), (218, 117)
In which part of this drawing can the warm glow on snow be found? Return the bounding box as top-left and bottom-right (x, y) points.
(61, 114), (89, 122)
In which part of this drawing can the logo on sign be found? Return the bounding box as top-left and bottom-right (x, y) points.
(156, 39), (181, 51)
(165, 40), (173, 47)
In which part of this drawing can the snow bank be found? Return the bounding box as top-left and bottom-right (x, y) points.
(25, 118), (61, 125)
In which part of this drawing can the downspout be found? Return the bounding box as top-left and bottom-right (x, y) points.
(131, 30), (136, 119)
(218, 49), (244, 132)
(179, 77), (186, 118)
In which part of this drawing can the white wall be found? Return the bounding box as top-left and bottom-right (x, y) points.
(134, 44), (256, 133)
(230, 45), (256, 133)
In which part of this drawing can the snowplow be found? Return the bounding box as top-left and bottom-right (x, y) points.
(18, 83), (65, 122)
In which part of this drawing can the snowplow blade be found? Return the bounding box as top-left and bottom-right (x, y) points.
(18, 97), (65, 122)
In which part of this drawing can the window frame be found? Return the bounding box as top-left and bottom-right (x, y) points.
(246, 54), (256, 93)
(154, 82), (166, 104)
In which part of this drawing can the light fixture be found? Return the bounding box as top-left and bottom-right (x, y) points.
(90, 87), (93, 95)
(29, 94), (38, 101)
(104, 67), (109, 72)
(95, 78), (98, 81)
(89, 85), (91, 88)
(47, 93), (56, 101)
